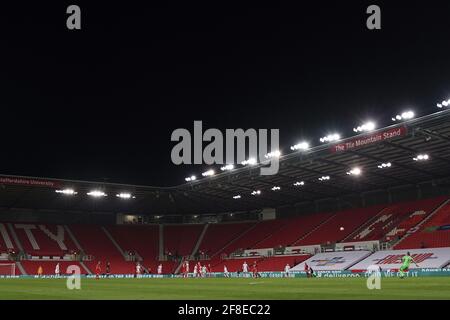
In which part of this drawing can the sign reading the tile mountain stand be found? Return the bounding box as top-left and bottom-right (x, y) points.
(330, 126), (408, 153)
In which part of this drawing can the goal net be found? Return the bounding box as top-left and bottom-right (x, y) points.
(0, 263), (16, 276)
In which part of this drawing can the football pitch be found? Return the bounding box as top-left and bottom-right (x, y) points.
(1, 277), (450, 300)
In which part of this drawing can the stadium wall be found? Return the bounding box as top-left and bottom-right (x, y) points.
(0, 208), (115, 225)
(276, 183), (450, 219)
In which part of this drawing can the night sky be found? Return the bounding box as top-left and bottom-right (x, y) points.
(2, 1), (450, 186)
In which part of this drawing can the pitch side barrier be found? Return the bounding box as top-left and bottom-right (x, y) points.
(2, 268), (450, 279)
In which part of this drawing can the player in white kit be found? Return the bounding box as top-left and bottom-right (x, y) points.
(242, 261), (248, 277)
(136, 263), (142, 278)
(193, 264), (198, 277)
(55, 263), (60, 277)
(224, 265), (229, 278)
(201, 265), (207, 277)
(284, 264), (291, 277)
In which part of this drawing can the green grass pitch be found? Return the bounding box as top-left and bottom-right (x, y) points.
(1, 277), (450, 300)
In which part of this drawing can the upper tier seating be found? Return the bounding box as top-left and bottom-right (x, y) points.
(163, 224), (204, 257)
(68, 225), (134, 274)
(297, 205), (385, 245)
(216, 220), (287, 255)
(0, 223), (16, 253)
(12, 223), (78, 256)
(106, 224), (159, 263)
(352, 197), (447, 242)
(256, 212), (334, 248)
(199, 222), (256, 257)
(396, 200), (450, 249)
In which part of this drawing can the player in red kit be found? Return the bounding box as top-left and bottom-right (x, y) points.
(95, 261), (102, 280)
(181, 261), (187, 278)
(196, 262), (202, 278)
(252, 262), (261, 278)
(304, 263), (311, 278)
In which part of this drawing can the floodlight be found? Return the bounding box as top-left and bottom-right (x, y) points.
(346, 167), (362, 176)
(392, 111), (415, 122)
(241, 158), (257, 166)
(290, 142), (310, 151)
(413, 154), (430, 161)
(55, 189), (77, 195)
(220, 164), (234, 171)
(264, 150), (281, 159)
(87, 190), (107, 197)
(377, 162), (392, 169)
(201, 170), (215, 177)
(116, 193), (134, 199)
(353, 121), (376, 133)
(320, 134), (340, 143)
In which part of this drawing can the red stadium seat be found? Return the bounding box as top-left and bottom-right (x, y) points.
(396, 200), (450, 249)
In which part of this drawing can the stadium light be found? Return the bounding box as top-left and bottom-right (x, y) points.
(202, 169), (215, 177)
(353, 121), (376, 133)
(241, 158), (257, 166)
(413, 154), (430, 161)
(290, 142), (310, 151)
(320, 134), (340, 143)
(318, 176), (330, 181)
(271, 186), (281, 191)
(185, 175), (197, 182)
(437, 99), (450, 108)
(87, 190), (107, 197)
(392, 111), (415, 122)
(220, 164), (234, 171)
(377, 162), (392, 169)
(346, 167), (362, 176)
(293, 181), (305, 186)
(264, 150), (281, 159)
(251, 190), (261, 196)
(233, 195), (241, 199)
(116, 193), (135, 199)
(55, 189), (77, 195)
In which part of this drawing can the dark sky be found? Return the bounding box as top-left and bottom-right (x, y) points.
(2, 1), (450, 186)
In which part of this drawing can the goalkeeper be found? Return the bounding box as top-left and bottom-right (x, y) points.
(399, 252), (419, 278)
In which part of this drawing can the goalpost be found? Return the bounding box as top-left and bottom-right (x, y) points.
(0, 263), (16, 276)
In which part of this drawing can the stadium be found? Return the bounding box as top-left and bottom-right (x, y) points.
(1, 109), (450, 299)
(3, 2), (450, 303)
